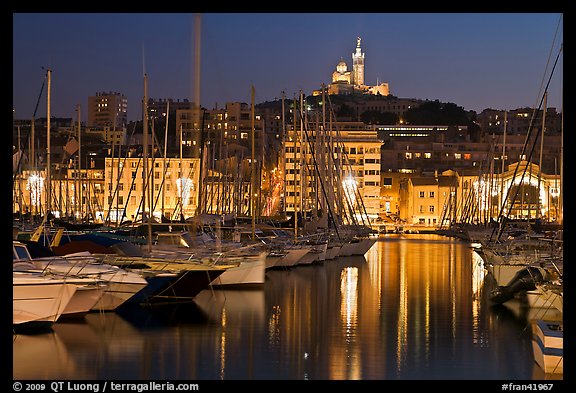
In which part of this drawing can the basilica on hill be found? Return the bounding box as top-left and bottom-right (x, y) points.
(314, 37), (390, 96)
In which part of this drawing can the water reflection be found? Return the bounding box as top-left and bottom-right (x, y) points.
(13, 235), (536, 380)
(13, 330), (74, 379)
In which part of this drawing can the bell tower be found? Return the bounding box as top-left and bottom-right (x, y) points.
(352, 37), (365, 86)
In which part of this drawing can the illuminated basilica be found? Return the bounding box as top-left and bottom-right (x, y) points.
(315, 37), (390, 96)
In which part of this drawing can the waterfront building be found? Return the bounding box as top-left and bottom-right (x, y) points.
(103, 156), (201, 224)
(283, 121), (383, 224)
(396, 162), (561, 227)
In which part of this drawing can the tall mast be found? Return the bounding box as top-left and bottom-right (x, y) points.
(143, 73), (152, 252)
(536, 92), (546, 220)
(251, 85), (256, 240)
(499, 110), (507, 216)
(46, 69), (51, 216)
(293, 95), (298, 240)
(193, 13), (202, 217)
(559, 92), (563, 224)
(179, 124), (183, 219)
(299, 91), (305, 236)
(76, 104), (82, 220)
(161, 101), (169, 219)
(281, 91), (286, 218)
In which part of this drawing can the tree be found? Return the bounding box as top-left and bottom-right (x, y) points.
(336, 103), (356, 119)
(404, 100), (469, 125)
(360, 110), (398, 125)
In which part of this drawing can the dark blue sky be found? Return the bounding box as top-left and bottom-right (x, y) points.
(13, 13), (563, 122)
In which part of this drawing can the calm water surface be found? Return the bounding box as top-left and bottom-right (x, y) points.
(13, 234), (541, 380)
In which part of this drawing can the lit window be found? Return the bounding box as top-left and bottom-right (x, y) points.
(405, 152), (412, 159)
(424, 152), (432, 159)
(454, 153), (461, 159)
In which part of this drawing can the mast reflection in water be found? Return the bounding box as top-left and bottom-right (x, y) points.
(13, 234), (535, 380)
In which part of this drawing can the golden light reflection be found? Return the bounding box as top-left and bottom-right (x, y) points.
(450, 242), (456, 340)
(219, 309), (226, 380)
(337, 267), (361, 379)
(340, 267), (358, 340)
(366, 243), (382, 310)
(268, 305), (281, 348)
(396, 240), (408, 375)
(472, 249), (486, 346)
(425, 257), (430, 366)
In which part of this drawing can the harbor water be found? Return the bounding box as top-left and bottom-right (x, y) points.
(13, 234), (541, 380)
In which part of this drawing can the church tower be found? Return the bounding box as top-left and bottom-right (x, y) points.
(352, 37), (365, 86)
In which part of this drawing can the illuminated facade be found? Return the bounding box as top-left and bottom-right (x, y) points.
(315, 37), (390, 97)
(283, 125), (383, 223)
(12, 167), (106, 222)
(398, 162), (561, 227)
(103, 157), (200, 224)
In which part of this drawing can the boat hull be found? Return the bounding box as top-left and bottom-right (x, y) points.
(532, 320), (563, 375)
(13, 276), (77, 328)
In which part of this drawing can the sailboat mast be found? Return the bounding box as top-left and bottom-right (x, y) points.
(559, 93), (563, 224)
(536, 92), (546, 220)
(179, 124), (183, 219)
(46, 69), (51, 216)
(293, 95), (298, 240)
(499, 110), (507, 217)
(143, 73), (152, 251)
(251, 85), (256, 240)
(76, 104), (82, 220)
(162, 101), (169, 219)
(281, 91), (286, 218)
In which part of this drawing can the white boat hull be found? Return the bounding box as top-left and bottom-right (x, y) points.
(92, 280), (148, 311)
(211, 254), (266, 286)
(62, 283), (107, 318)
(274, 248), (310, 267)
(13, 275), (77, 327)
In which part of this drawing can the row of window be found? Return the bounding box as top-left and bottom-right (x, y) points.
(419, 205), (435, 213)
(419, 191), (435, 198)
(107, 195), (194, 206)
(285, 147), (380, 155)
(108, 182), (176, 192)
(405, 152), (473, 160)
(107, 161), (196, 169)
(418, 218), (438, 225)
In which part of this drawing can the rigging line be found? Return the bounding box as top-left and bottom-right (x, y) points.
(295, 97), (340, 239)
(103, 123), (138, 224)
(327, 101), (370, 229)
(12, 74), (47, 185)
(532, 14), (563, 111)
(491, 45), (562, 242)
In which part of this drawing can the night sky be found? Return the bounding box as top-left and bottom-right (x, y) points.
(13, 13), (563, 122)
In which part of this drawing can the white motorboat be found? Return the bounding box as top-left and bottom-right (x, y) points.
(13, 241), (147, 312)
(13, 271), (77, 329)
